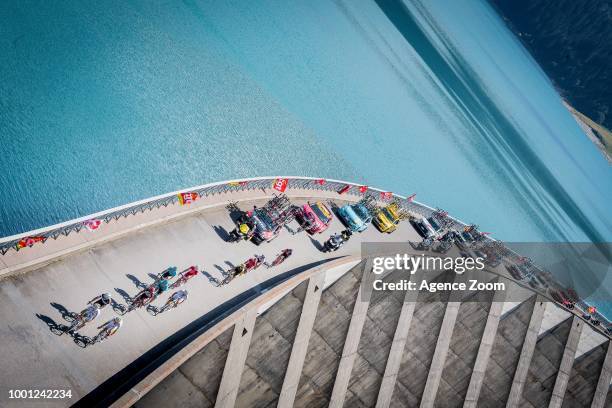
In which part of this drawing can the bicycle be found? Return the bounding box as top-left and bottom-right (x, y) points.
(170, 266), (199, 289)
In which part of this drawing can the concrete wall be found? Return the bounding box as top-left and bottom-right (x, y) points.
(137, 263), (612, 408)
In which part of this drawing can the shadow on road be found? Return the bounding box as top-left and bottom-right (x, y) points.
(36, 313), (66, 336)
(309, 236), (325, 252)
(213, 225), (231, 242)
(201, 270), (220, 286)
(75, 256), (345, 408)
(126, 274), (148, 290)
(50, 302), (73, 320)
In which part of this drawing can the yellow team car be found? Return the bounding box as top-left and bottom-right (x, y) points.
(372, 203), (402, 233)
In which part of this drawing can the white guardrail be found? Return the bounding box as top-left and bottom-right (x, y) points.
(0, 176), (609, 333)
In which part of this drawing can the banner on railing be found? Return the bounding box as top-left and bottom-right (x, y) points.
(380, 191), (393, 200)
(272, 178), (288, 192)
(17, 236), (45, 249)
(84, 219), (102, 231)
(359, 186), (368, 193)
(228, 181), (249, 187)
(316, 179), (326, 185)
(407, 193), (416, 202)
(178, 192), (199, 205)
(337, 184), (351, 195)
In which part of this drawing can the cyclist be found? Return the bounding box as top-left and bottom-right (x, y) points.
(268, 249), (293, 267)
(245, 255), (264, 271)
(88, 292), (112, 309)
(157, 266), (177, 281)
(95, 317), (123, 343)
(231, 263), (247, 278)
(132, 280), (168, 309)
(160, 290), (189, 313)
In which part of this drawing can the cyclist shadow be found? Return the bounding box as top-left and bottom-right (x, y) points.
(50, 302), (74, 321)
(112, 288), (133, 315)
(201, 270), (221, 286)
(126, 274), (148, 290)
(36, 313), (67, 336)
(214, 264), (227, 275)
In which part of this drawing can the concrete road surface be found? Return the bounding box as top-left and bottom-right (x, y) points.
(0, 195), (421, 407)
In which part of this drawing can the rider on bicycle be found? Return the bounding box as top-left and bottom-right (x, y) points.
(268, 249), (292, 267)
(97, 317), (123, 340)
(165, 290), (188, 309)
(183, 266), (198, 279)
(158, 267), (177, 281)
(232, 264), (247, 278)
(88, 293), (112, 309)
(133, 280), (169, 306)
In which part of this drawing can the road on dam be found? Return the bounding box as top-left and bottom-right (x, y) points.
(0, 189), (422, 407)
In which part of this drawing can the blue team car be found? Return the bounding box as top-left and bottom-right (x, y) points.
(337, 203), (372, 232)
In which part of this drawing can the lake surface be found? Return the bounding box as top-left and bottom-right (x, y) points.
(1, 1), (610, 307)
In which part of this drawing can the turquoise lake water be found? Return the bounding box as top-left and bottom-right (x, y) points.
(1, 1), (611, 305)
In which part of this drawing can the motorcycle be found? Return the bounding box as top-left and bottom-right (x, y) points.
(228, 215), (255, 243)
(324, 233), (345, 252)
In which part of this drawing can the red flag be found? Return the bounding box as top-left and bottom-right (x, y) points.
(337, 185), (350, 195)
(84, 219), (102, 231)
(407, 193), (416, 202)
(272, 178), (289, 192)
(359, 186), (368, 193)
(316, 179), (326, 185)
(17, 236), (45, 249)
(178, 192), (199, 205)
(380, 191), (393, 200)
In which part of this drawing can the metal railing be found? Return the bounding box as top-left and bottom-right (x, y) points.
(1, 176), (609, 334)
(0, 176), (435, 255)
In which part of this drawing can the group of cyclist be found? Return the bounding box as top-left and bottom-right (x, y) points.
(61, 245), (296, 345)
(63, 265), (199, 345)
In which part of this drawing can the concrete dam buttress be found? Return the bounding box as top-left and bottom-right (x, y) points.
(136, 261), (612, 408)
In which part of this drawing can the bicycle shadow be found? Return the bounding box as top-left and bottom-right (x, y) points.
(36, 313), (95, 348)
(36, 313), (67, 336)
(50, 302), (74, 321)
(112, 288), (133, 314)
(126, 274), (148, 290)
(201, 270), (221, 286)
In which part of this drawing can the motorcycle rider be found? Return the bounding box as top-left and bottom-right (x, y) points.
(341, 229), (352, 241)
(325, 232), (344, 252)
